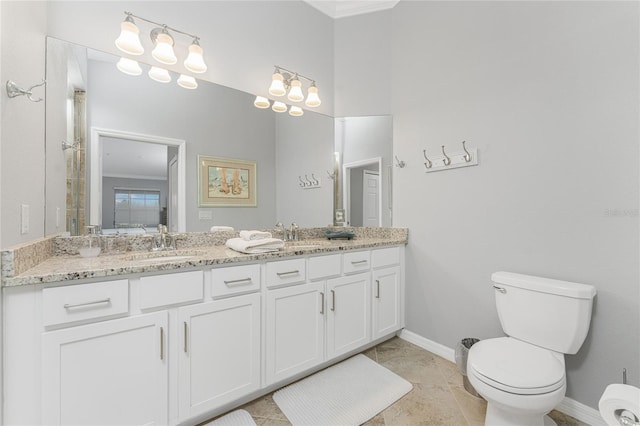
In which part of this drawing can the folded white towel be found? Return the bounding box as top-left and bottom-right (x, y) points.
(239, 230), (273, 241)
(225, 237), (284, 254)
(210, 226), (235, 232)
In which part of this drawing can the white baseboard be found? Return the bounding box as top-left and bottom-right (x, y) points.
(398, 329), (604, 426)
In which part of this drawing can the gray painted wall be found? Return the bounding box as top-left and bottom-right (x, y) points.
(388, 1), (639, 409)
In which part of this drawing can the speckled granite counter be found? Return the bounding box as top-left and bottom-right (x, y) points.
(1, 228), (408, 287)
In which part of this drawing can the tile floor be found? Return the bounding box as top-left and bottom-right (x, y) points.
(212, 337), (589, 425)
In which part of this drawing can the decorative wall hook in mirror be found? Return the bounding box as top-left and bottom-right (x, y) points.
(394, 155), (406, 168)
(6, 79), (46, 102)
(423, 141), (479, 173)
(299, 173), (322, 189)
(326, 170), (336, 180)
(61, 140), (79, 151)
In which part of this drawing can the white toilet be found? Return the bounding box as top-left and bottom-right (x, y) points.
(467, 271), (596, 426)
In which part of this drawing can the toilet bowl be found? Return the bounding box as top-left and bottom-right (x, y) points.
(467, 272), (596, 426)
(467, 337), (566, 426)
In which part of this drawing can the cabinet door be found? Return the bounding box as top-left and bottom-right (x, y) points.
(265, 282), (325, 385)
(326, 273), (371, 359)
(42, 312), (168, 426)
(372, 266), (401, 339)
(178, 293), (260, 419)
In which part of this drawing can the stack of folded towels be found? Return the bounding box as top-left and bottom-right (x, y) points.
(225, 230), (284, 254)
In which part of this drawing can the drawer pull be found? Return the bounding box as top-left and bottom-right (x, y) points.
(223, 277), (253, 286)
(351, 260), (368, 265)
(160, 327), (165, 361)
(376, 279), (380, 299)
(320, 292), (325, 314)
(276, 270), (300, 277)
(184, 321), (188, 353)
(63, 298), (111, 309)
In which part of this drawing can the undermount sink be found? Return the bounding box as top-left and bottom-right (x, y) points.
(125, 249), (205, 262)
(285, 240), (332, 249)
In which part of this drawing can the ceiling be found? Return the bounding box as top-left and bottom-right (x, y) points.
(102, 137), (168, 181)
(303, 0), (400, 19)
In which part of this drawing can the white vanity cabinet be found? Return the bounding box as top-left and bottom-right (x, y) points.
(371, 247), (402, 340)
(178, 293), (261, 419)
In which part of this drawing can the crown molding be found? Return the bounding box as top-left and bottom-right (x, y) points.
(303, 1), (400, 19)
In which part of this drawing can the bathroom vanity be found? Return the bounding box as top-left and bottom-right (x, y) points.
(1, 229), (407, 425)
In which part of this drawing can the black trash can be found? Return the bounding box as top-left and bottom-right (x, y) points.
(455, 338), (481, 397)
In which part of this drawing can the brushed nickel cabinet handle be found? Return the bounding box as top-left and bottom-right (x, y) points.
(160, 327), (165, 361)
(376, 279), (380, 299)
(320, 292), (325, 314)
(276, 270), (300, 277)
(331, 290), (336, 312)
(223, 278), (253, 286)
(64, 298), (111, 309)
(184, 321), (188, 353)
(350, 260), (368, 265)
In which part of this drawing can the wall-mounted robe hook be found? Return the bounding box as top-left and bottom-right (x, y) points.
(394, 156), (406, 168)
(311, 173), (319, 185)
(61, 140), (78, 151)
(298, 176), (306, 187)
(441, 145), (451, 166)
(6, 79), (46, 102)
(462, 140), (472, 162)
(423, 149), (432, 169)
(326, 170), (336, 180)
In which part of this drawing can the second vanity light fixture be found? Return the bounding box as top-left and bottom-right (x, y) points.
(253, 65), (322, 116)
(115, 11), (206, 89)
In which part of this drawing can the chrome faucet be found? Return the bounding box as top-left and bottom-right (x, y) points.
(289, 223), (299, 241)
(153, 224), (175, 251)
(275, 222), (289, 241)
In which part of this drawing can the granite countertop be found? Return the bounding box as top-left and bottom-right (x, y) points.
(2, 236), (407, 287)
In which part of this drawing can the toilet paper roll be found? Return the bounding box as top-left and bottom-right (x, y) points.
(599, 383), (640, 426)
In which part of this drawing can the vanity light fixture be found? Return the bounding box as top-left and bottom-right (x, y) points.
(148, 66), (171, 83)
(272, 101), (287, 113)
(115, 11), (207, 73)
(264, 65), (322, 107)
(116, 57), (142, 76)
(177, 74), (198, 89)
(289, 106), (304, 117)
(253, 96), (270, 109)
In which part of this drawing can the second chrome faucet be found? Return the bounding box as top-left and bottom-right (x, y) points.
(275, 222), (299, 241)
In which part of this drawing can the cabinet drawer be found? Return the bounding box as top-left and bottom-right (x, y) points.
(371, 246), (400, 268)
(266, 258), (306, 288)
(139, 270), (203, 310)
(43, 279), (129, 327)
(212, 264), (261, 298)
(343, 251), (371, 274)
(308, 254), (341, 281)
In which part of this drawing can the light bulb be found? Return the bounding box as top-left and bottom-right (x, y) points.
(254, 96), (270, 109)
(151, 29), (177, 65)
(148, 67), (171, 83)
(269, 72), (286, 97)
(177, 74), (198, 89)
(115, 15), (144, 55)
(305, 84), (322, 107)
(116, 57), (142, 76)
(272, 101), (287, 113)
(287, 79), (304, 102)
(289, 106), (304, 117)
(184, 40), (207, 74)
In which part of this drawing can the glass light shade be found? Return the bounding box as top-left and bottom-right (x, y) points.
(289, 106), (304, 117)
(287, 79), (304, 102)
(305, 85), (322, 107)
(148, 67), (171, 83)
(269, 73), (286, 97)
(116, 57), (142, 76)
(152, 32), (177, 65)
(177, 74), (198, 89)
(184, 42), (207, 74)
(272, 101), (287, 113)
(254, 96), (270, 109)
(115, 18), (144, 55)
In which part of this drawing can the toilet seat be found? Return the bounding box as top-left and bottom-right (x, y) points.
(468, 337), (565, 395)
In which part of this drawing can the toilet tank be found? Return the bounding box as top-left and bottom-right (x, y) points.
(492, 271), (596, 354)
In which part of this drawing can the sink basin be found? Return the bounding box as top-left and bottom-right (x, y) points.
(285, 240), (332, 250)
(125, 249), (205, 262)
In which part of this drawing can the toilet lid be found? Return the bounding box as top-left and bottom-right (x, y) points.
(468, 337), (565, 395)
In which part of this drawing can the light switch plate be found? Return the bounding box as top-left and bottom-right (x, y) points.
(198, 210), (213, 220)
(21, 204), (29, 234)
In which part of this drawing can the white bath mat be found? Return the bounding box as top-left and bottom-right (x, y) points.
(273, 354), (413, 425)
(203, 409), (257, 426)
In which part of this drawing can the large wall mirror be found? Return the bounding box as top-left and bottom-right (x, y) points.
(44, 37), (393, 236)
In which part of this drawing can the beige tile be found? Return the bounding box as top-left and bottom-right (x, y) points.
(362, 411), (386, 426)
(378, 350), (447, 387)
(255, 418), (291, 426)
(450, 383), (487, 424)
(548, 409), (590, 426)
(362, 346), (378, 362)
(382, 383), (469, 425)
(240, 394), (288, 422)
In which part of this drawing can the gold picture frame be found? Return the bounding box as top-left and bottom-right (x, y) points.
(198, 155), (257, 207)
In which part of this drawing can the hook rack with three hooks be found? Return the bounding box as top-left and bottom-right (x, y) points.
(423, 140), (478, 173)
